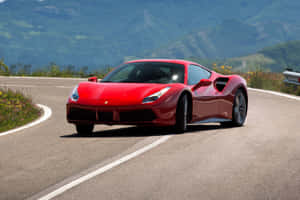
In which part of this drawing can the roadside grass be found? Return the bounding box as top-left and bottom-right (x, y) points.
(0, 88), (41, 133)
(213, 65), (300, 96)
(0, 58), (113, 79)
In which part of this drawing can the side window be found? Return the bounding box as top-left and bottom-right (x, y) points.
(188, 65), (211, 85)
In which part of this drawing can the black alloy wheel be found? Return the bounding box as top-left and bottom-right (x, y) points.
(221, 89), (247, 127)
(175, 94), (188, 133)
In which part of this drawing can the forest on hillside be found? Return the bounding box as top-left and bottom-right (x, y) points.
(1, 0), (300, 68)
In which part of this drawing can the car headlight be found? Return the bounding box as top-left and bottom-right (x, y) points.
(70, 85), (79, 102)
(142, 87), (171, 104)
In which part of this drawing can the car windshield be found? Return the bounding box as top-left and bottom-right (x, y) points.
(101, 62), (185, 84)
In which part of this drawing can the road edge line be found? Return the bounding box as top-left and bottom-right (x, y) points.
(0, 75), (86, 81)
(248, 87), (300, 101)
(37, 135), (172, 200)
(0, 104), (52, 137)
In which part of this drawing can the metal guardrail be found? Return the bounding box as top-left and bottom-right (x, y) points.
(283, 70), (300, 86)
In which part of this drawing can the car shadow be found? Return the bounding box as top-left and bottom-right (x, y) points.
(61, 124), (233, 138)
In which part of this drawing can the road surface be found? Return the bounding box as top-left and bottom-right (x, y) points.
(0, 77), (299, 200)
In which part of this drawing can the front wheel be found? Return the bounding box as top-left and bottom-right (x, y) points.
(174, 94), (188, 133)
(221, 89), (247, 127)
(76, 124), (94, 136)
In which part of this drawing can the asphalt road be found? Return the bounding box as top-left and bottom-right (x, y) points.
(0, 77), (300, 200)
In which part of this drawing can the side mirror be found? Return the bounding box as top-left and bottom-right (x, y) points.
(192, 79), (212, 91)
(88, 76), (98, 82)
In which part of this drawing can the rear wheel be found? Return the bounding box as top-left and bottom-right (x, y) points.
(221, 89), (247, 127)
(76, 124), (94, 136)
(174, 94), (188, 133)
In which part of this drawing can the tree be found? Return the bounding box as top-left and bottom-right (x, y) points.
(0, 58), (9, 75)
(49, 62), (61, 76)
(65, 64), (75, 76)
(9, 64), (17, 75)
(24, 64), (32, 75)
(79, 66), (89, 77)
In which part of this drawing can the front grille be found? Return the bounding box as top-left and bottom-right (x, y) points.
(119, 109), (156, 122)
(68, 107), (96, 121)
(98, 111), (113, 121)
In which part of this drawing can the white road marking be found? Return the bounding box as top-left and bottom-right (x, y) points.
(0, 84), (74, 89)
(56, 86), (74, 89)
(0, 104), (52, 137)
(0, 84), (37, 88)
(0, 76), (86, 81)
(38, 135), (172, 200)
(248, 88), (300, 101)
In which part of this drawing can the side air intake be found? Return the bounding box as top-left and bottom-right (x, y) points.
(215, 77), (229, 92)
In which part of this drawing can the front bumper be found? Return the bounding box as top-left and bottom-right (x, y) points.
(66, 103), (176, 126)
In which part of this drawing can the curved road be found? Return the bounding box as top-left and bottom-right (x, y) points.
(0, 77), (300, 200)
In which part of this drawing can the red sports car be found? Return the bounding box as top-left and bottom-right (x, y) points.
(67, 59), (248, 134)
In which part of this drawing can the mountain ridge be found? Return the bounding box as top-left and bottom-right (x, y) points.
(1, 0), (300, 69)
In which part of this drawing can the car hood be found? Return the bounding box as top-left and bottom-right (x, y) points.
(76, 82), (173, 106)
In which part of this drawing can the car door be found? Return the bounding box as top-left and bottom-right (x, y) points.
(188, 64), (218, 122)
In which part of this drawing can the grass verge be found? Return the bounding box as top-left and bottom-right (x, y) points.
(0, 88), (41, 133)
(213, 65), (300, 96)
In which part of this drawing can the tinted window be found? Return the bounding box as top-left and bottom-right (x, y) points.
(102, 62), (185, 84)
(188, 65), (211, 85)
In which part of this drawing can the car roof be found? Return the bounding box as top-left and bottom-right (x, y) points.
(125, 59), (201, 66)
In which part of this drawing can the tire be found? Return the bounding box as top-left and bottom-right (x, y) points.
(174, 94), (188, 133)
(76, 124), (94, 136)
(221, 89), (247, 127)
